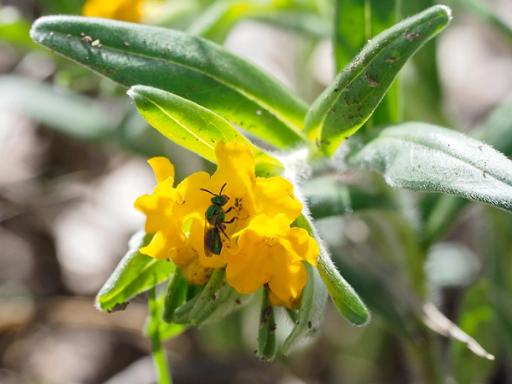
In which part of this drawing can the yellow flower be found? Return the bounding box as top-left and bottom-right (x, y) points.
(83, 0), (144, 22)
(135, 157), (212, 284)
(134, 141), (319, 305)
(227, 214), (319, 308)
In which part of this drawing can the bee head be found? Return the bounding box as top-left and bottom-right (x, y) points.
(212, 195), (229, 206)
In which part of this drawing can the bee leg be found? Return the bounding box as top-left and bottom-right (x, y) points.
(225, 206), (234, 214)
(218, 224), (230, 240)
(224, 217), (236, 224)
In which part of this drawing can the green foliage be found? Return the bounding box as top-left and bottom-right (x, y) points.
(296, 215), (369, 326)
(171, 269), (251, 327)
(303, 176), (396, 219)
(96, 232), (175, 312)
(25, 1), (512, 381)
(349, 123), (512, 212)
(306, 5), (452, 156)
(422, 97), (512, 245)
(281, 264), (327, 354)
(30, 16), (307, 149)
(128, 85), (283, 175)
(163, 271), (188, 323)
(146, 289), (188, 342)
(257, 288), (277, 360)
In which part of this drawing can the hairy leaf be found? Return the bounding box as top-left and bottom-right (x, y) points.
(423, 97), (512, 245)
(306, 5), (452, 155)
(257, 288), (277, 360)
(96, 232), (174, 312)
(349, 123), (512, 212)
(30, 16), (307, 148)
(295, 215), (369, 325)
(281, 264), (327, 354)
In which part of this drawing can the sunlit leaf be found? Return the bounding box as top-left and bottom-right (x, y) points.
(128, 85), (283, 176)
(96, 232), (175, 312)
(306, 5), (452, 156)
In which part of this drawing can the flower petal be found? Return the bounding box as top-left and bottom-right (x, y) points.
(288, 228), (320, 266)
(267, 248), (307, 308)
(255, 177), (302, 222)
(148, 157), (175, 184)
(226, 230), (271, 294)
(134, 193), (175, 234)
(140, 231), (177, 260)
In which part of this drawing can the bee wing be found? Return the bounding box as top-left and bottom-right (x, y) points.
(203, 221), (214, 257)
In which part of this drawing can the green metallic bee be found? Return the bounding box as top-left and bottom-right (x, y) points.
(200, 183), (236, 255)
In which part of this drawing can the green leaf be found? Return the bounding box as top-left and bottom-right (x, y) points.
(334, 0), (401, 135)
(349, 123), (512, 212)
(422, 97), (512, 246)
(368, 0), (401, 127)
(160, 322), (188, 342)
(257, 288), (277, 361)
(128, 85), (283, 176)
(95, 232), (175, 312)
(295, 215), (369, 325)
(302, 176), (396, 219)
(163, 270), (188, 323)
(196, 283), (250, 325)
(145, 289), (188, 342)
(401, 1), (445, 126)
(30, 16), (307, 149)
(333, 0), (367, 72)
(334, 0), (401, 127)
(317, 249), (370, 325)
(475, 97), (512, 156)
(306, 5), (452, 156)
(0, 76), (117, 140)
(188, 269), (226, 324)
(281, 264), (327, 355)
(172, 269), (251, 326)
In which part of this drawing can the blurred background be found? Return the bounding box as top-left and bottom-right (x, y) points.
(0, 0), (511, 383)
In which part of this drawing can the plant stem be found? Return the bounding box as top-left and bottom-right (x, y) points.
(151, 332), (172, 384)
(149, 287), (172, 384)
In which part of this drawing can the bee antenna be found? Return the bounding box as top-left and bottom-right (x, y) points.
(219, 183), (227, 195)
(200, 188), (217, 196)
